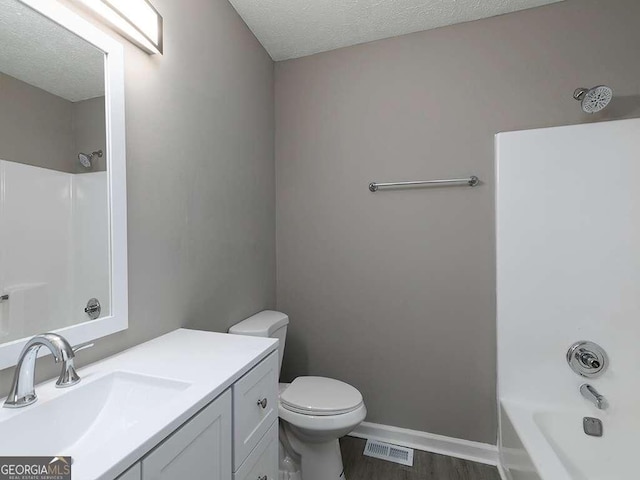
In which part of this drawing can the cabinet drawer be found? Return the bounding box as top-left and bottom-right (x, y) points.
(233, 351), (279, 469)
(234, 421), (278, 480)
(142, 389), (232, 480)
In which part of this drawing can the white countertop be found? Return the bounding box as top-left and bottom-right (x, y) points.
(0, 329), (278, 480)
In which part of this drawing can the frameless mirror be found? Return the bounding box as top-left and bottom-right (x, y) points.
(0, 0), (127, 368)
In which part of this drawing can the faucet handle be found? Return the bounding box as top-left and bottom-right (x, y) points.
(55, 343), (93, 388)
(73, 342), (94, 354)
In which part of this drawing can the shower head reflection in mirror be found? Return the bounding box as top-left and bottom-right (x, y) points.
(78, 150), (103, 168)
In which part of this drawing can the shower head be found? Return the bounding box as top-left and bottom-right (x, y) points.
(78, 153), (92, 168)
(78, 150), (103, 168)
(573, 85), (613, 114)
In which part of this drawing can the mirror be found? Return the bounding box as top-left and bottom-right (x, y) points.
(0, 0), (127, 367)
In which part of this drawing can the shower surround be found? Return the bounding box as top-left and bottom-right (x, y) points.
(0, 161), (109, 342)
(496, 118), (640, 480)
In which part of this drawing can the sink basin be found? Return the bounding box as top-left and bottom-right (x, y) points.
(0, 371), (190, 457)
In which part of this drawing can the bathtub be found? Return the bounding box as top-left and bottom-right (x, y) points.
(499, 399), (632, 480)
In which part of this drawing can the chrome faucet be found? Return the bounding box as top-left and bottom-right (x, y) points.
(4, 333), (92, 408)
(580, 384), (607, 410)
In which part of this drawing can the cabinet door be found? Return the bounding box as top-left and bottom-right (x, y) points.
(142, 390), (232, 480)
(117, 464), (141, 480)
(234, 421), (278, 480)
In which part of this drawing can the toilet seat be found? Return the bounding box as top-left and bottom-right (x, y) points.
(280, 376), (363, 416)
(279, 401), (367, 437)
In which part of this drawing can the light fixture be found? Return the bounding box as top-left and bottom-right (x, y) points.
(72, 0), (163, 54)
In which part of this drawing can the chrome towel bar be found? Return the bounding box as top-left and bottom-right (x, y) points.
(369, 176), (479, 192)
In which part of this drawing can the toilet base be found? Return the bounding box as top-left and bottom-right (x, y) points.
(279, 422), (302, 480)
(280, 422), (346, 480)
(279, 470), (301, 480)
(298, 439), (345, 480)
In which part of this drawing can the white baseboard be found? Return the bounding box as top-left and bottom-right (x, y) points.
(349, 421), (499, 466)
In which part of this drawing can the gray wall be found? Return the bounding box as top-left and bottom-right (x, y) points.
(73, 96), (107, 173)
(0, 72), (74, 172)
(0, 0), (275, 393)
(0, 72), (106, 173)
(275, 0), (640, 443)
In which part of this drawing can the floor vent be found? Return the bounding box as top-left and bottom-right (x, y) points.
(363, 439), (414, 467)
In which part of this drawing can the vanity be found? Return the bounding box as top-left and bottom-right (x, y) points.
(0, 329), (280, 480)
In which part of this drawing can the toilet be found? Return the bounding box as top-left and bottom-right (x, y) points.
(229, 311), (366, 480)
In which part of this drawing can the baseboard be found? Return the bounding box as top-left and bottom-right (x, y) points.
(349, 421), (499, 466)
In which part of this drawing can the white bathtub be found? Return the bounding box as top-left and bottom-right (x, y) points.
(500, 399), (632, 480)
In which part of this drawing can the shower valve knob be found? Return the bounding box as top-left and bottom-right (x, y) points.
(567, 341), (608, 378)
(579, 353), (600, 369)
(590, 360), (600, 369)
(84, 298), (101, 320)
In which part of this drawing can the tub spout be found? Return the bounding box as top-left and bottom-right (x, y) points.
(580, 384), (607, 410)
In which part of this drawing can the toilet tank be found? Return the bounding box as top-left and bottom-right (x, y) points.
(229, 310), (289, 376)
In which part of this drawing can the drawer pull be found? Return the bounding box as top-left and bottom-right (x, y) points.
(257, 398), (268, 409)
(257, 476), (267, 480)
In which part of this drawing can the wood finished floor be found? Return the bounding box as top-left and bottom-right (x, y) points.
(340, 437), (501, 480)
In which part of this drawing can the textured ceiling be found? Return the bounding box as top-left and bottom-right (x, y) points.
(0, 0), (104, 102)
(228, 0), (564, 61)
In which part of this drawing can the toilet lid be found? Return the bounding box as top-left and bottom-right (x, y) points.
(280, 376), (363, 416)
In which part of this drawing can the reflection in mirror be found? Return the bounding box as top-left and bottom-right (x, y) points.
(0, 0), (110, 343)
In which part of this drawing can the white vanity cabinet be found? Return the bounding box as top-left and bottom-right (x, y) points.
(141, 390), (232, 479)
(114, 349), (279, 480)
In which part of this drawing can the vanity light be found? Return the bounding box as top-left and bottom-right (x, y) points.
(72, 0), (163, 54)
